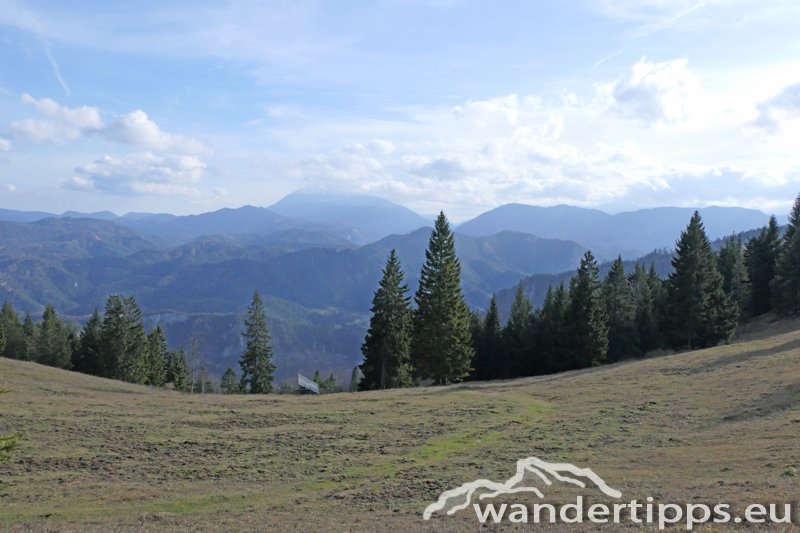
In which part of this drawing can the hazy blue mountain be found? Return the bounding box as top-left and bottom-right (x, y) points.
(269, 190), (429, 244)
(458, 204), (771, 257)
(0, 217), (586, 379)
(0, 208), (56, 222)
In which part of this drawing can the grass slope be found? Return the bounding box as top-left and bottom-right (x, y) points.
(1, 318), (800, 532)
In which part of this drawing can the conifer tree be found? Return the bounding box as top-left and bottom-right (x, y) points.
(220, 368), (240, 394)
(0, 321), (5, 357)
(503, 283), (535, 377)
(603, 257), (639, 361)
(717, 235), (750, 320)
(1, 302), (27, 360)
(771, 194), (800, 315)
(412, 212), (474, 384)
(98, 295), (149, 383)
(170, 349), (189, 392)
(744, 216), (781, 316)
(239, 291), (275, 393)
(630, 263), (659, 353)
(359, 250), (413, 390)
(22, 312), (35, 357)
(72, 309), (102, 375)
(31, 305), (72, 368)
(665, 212), (738, 349)
(564, 251), (608, 368)
(98, 296), (125, 378)
(471, 295), (503, 380)
(536, 283), (569, 373)
(145, 325), (168, 386)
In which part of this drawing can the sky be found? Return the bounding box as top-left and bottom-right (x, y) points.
(0, 0), (799, 220)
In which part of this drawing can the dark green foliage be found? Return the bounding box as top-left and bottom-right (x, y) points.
(745, 216), (781, 316)
(169, 349), (189, 392)
(0, 321), (4, 356)
(471, 295), (503, 380)
(502, 284), (534, 377)
(359, 250), (413, 390)
(603, 257), (639, 361)
(772, 194), (800, 315)
(145, 326), (168, 387)
(412, 212), (474, 384)
(665, 212), (738, 349)
(220, 367), (240, 394)
(564, 251), (608, 368)
(535, 283), (570, 373)
(1, 302), (27, 360)
(630, 263), (660, 353)
(98, 296), (149, 383)
(717, 235), (751, 320)
(32, 304), (72, 369)
(239, 291), (275, 394)
(71, 309), (102, 375)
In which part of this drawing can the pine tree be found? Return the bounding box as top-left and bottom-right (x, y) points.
(239, 291), (276, 393)
(471, 295), (502, 380)
(630, 263), (659, 353)
(98, 295), (149, 383)
(359, 250), (413, 390)
(72, 309), (102, 375)
(145, 325), (168, 386)
(502, 283), (534, 377)
(22, 312), (35, 358)
(170, 349), (189, 392)
(535, 283), (570, 373)
(0, 302), (27, 360)
(220, 367), (240, 394)
(666, 212), (738, 349)
(772, 194), (800, 315)
(412, 212), (474, 384)
(32, 304), (72, 368)
(564, 252), (608, 368)
(745, 216), (781, 316)
(603, 257), (639, 361)
(0, 320), (5, 357)
(717, 235), (751, 321)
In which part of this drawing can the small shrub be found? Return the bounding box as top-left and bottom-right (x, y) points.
(0, 434), (21, 462)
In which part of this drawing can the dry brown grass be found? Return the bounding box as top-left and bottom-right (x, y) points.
(1, 316), (799, 532)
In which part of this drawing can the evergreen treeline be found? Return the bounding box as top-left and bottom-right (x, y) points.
(358, 194), (800, 389)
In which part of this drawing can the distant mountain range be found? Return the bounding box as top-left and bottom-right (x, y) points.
(457, 204), (772, 257)
(0, 191), (777, 380)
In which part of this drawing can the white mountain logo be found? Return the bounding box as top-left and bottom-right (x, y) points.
(423, 457), (622, 520)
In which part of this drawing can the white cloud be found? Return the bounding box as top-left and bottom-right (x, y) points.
(70, 152), (206, 197)
(751, 82), (800, 133)
(0, 138), (10, 151)
(103, 110), (204, 153)
(10, 93), (103, 143)
(0, 184), (16, 193)
(603, 57), (704, 125)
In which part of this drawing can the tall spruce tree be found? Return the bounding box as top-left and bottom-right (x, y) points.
(170, 349), (189, 392)
(359, 250), (413, 390)
(471, 295), (503, 381)
(564, 251), (608, 368)
(1, 302), (27, 360)
(145, 325), (168, 386)
(411, 212), (474, 384)
(603, 257), (639, 361)
(771, 194), (800, 315)
(630, 263), (659, 353)
(665, 212), (738, 349)
(239, 291), (276, 393)
(536, 283), (570, 373)
(33, 304), (72, 368)
(220, 368), (240, 394)
(0, 320), (5, 357)
(744, 216), (781, 316)
(503, 283), (535, 377)
(72, 309), (102, 375)
(98, 295), (149, 383)
(22, 312), (35, 356)
(717, 235), (750, 321)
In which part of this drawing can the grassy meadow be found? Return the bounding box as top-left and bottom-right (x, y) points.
(1, 317), (799, 531)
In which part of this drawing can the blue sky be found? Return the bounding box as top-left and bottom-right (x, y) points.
(1, 0), (799, 219)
